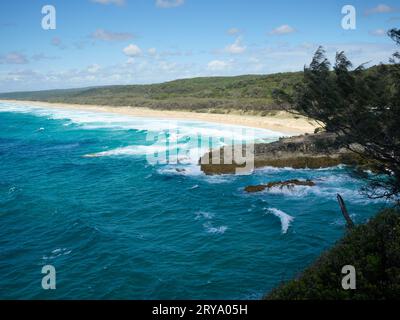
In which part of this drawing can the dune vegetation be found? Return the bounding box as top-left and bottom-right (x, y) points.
(0, 72), (303, 115)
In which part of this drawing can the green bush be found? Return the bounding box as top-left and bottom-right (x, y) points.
(265, 209), (400, 300)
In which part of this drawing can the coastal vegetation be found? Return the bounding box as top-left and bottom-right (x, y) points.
(0, 67), (392, 117)
(274, 29), (400, 202)
(0, 73), (302, 115)
(266, 208), (400, 300)
(264, 28), (400, 300)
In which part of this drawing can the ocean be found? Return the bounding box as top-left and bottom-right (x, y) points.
(0, 102), (389, 299)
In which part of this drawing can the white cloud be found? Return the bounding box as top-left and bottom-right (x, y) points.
(328, 42), (396, 64)
(269, 24), (296, 35)
(225, 37), (246, 54)
(159, 61), (177, 72)
(148, 48), (157, 56)
(365, 4), (396, 15)
(123, 44), (142, 57)
(369, 29), (387, 36)
(207, 60), (232, 71)
(0, 52), (29, 64)
(156, 0), (184, 8)
(126, 57), (135, 65)
(1, 39), (397, 92)
(91, 29), (134, 41)
(31, 53), (59, 61)
(227, 28), (241, 36)
(91, 0), (125, 6)
(87, 64), (101, 73)
(0, 60), (198, 92)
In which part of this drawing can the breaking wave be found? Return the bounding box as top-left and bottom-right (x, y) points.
(267, 208), (294, 234)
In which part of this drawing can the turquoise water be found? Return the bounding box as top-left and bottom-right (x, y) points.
(0, 102), (389, 299)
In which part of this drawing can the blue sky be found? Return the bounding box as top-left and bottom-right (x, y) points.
(0, 0), (399, 92)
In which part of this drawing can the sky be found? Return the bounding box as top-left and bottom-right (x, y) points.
(0, 0), (399, 92)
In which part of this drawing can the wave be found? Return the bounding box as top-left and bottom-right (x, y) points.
(0, 102), (283, 140)
(194, 211), (227, 235)
(203, 222), (228, 235)
(42, 248), (72, 260)
(1, 103), (286, 182)
(267, 208), (294, 234)
(83, 145), (170, 158)
(156, 164), (202, 176)
(251, 171), (387, 205)
(195, 211), (214, 220)
(255, 165), (346, 175)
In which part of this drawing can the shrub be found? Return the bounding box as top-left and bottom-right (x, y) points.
(265, 209), (400, 300)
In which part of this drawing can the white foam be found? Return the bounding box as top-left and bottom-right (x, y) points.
(195, 211), (214, 220)
(8, 186), (16, 194)
(254, 176), (387, 205)
(156, 164), (203, 176)
(194, 212), (227, 234)
(42, 248), (72, 260)
(203, 222), (228, 235)
(267, 208), (294, 234)
(0, 102), (284, 139)
(267, 185), (313, 197)
(84, 145), (170, 158)
(1, 101), (285, 178)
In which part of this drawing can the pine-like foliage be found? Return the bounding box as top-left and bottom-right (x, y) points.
(274, 29), (400, 201)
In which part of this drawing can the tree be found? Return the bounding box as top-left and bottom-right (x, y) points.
(274, 29), (400, 202)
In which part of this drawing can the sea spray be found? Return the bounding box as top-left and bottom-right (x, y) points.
(267, 208), (294, 234)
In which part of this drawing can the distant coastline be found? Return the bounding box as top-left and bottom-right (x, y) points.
(0, 99), (317, 135)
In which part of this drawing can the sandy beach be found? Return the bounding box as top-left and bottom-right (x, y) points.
(0, 99), (318, 135)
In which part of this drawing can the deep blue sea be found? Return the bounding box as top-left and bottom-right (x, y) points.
(0, 102), (389, 299)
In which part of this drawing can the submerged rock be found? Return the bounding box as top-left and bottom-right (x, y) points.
(245, 179), (315, 193)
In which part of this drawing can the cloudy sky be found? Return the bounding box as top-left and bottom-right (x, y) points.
(0, 0), (399, 92)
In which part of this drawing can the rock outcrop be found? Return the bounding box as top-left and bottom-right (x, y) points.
(245, 179), (316, 193)
(200, 132), (359, 175)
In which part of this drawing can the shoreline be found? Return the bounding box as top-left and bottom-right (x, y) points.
(0, 99), (318, 135)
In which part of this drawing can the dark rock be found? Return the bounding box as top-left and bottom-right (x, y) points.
(245, 185), (268, 193)
(266, 179), (315, 188)
(245, 179), (315, 193)
(200, 132), (359, 175)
